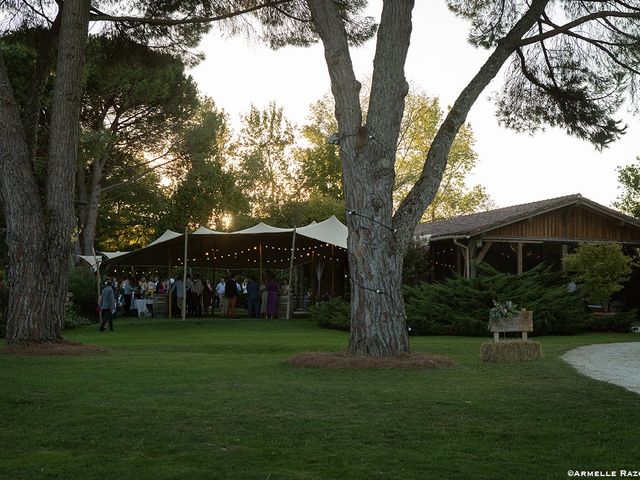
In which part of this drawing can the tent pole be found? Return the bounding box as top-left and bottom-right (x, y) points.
(259, 241), (263, 285)
(168, 251), (172, 320)
(182, 228), (188, 321)
(331, 244), (335, 297)
(93, 248), (102, 326)
(287, 227), (297, 320)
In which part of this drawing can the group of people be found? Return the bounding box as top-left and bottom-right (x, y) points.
(170, 273), (290, 319)
(98, 275), (165, 331)
(98, 273), (291, 328)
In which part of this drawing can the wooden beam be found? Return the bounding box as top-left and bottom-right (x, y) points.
(476, 241), (493, 263)
(517, 242), (523, 275)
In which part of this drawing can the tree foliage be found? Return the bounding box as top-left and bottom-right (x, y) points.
(296, 95), (344, 200)
(159, 100), (247, 232)
(394, 92), (493, 220)
(614, 158), (640, 219)
(232, 102), (297, 218)
(447, 0), (640, 149)
(77, 34), (201, 253)
(563, 242), (635, 309)
(297, 90), (492, 219)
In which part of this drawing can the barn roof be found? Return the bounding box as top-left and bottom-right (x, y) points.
(414, 194), (640, 241)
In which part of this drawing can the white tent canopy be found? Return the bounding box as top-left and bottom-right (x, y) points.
(296, 216), (347, 249)
(100, 216), (348, 270)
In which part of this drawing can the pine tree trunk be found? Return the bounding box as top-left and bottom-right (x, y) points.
(347, 214), (408, 355)
(0, 55), (52, 342)
(80, 157), (104, 255)
(0, 0), (90, 344)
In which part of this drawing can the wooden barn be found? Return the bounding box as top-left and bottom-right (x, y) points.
(413, 194), (640, 280)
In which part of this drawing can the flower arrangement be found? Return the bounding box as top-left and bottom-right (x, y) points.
(489, 300), (520, 328)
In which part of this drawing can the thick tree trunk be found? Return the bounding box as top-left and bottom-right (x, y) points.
(22, 12), (62, 165)
(307, 0), (550, 356)
(80, 157), (104, 255)
(42, 0), (91, 339)
(308, 0), (414, 355)
(346, 178), (408, 355)
(0, 54), (51, 342)
(0, 0), (90, 344)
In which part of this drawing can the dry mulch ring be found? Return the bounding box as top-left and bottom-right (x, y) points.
(1, 340), (109, 356)
(287, 351), (454, 369)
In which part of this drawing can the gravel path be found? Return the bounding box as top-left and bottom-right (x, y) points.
(562, 342), (640, 395)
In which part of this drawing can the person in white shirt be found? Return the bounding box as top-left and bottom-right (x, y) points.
(215, 278), (226, 314)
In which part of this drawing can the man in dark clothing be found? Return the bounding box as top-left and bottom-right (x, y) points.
(246, 277), (260, 318)
(224, 275), (238, 318)
(99, 281), (117, 332)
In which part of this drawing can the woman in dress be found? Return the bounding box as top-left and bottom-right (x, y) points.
(266, 277), (279, 319)
(260, 282), (268, 319)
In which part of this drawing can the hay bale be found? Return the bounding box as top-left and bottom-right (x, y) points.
(480, 340), (543, 363)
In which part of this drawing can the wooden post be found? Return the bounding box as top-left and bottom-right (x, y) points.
(286, 227), (297, 320)
(561, 244), (568, 272)
(331, 244), (335, 296)
(93, 249), (102, 326)
(168, 251), (172, 320)
(476, 241), (493, 264)
(182, 228), (188, 321)
(259, 241), (263, 286)
(517, 242), (523, 275)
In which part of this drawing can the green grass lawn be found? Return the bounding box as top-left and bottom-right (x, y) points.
(1, 318), (639, 480)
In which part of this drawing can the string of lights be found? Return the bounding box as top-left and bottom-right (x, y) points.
(346, 210), (396, 233)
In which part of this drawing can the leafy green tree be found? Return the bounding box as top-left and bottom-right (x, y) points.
(296, 95), (344, 200)
(394, 92), (492, 220)
(564, 243), (634, 311)
(614, 158), (640, 219)
(297, 90), (492, 220)
(1, 0), (366, 343)
(233, 102), (297, 217)
(94, 159), (166, 251)
(77, 35), (200, 255)
(261, 195), (346, 227)
(160, 101), (247, 232)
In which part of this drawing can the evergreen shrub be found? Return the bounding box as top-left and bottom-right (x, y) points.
(404, 264), (591, 336)
(581, 310), (638, 333)
(312, 265), (602, 336)
(63, 305), (93, 330)
(68, 266), (100, 320)
(309, 297), (350, 331)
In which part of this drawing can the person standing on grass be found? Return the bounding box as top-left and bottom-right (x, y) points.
(122, 275), (133, 315)
(225, 274), (238, 318)
(246, 277), (260, 318)
(216, 277), (226, 314)
(202, 279), (212, 316)
(192, 274), (203, 316)
(171, 275), (186, 317)
(266, 276), (279, 319)
(99, 281), (117, 332)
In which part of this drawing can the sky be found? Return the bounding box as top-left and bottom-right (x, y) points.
(188, 1), (639, 210)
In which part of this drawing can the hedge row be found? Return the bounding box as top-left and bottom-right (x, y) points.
(312, 265), (637, 336)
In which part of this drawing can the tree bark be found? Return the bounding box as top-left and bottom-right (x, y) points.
(0, 53), (49, 342)
(22, 12), (62, 165)
(80, 152), (105, 255)
(308, 0), (414, 355)
(1, 0), (90, 344)
(307, 0), (550, 355)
